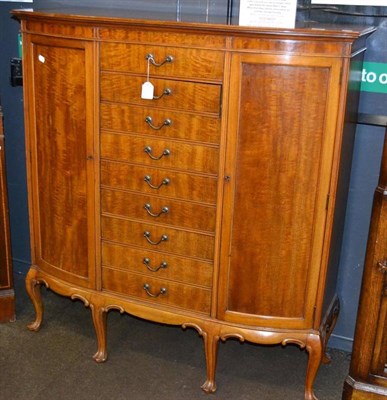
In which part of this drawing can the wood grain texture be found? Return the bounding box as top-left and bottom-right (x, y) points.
(100, 103), (221, 144)
(100, 73), (222, 114)
(102, 241), (213, 287)
(101, 188), (216, 232)
(33, 42), (89, 276)
(217, 53), (342, 330)
(102, 267), (212, 314)
(101, 160), (218, 204)
(25, 35), (97, 288)
(101, 131), (219, 174)
(101, 216), (215, 260)
(98, 28), (226, 48)
(100, 42), (224, 80)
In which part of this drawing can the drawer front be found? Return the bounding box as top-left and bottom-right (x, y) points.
(101, 103), (221, 144)
(101, 161), (218, 204)
(100, 43), (224, 81)
(98, 28), (226, 49)
(101, 73), (222, 114)
(101, 132), (219, 175)
(102, 216), (215, 260)
(102, 242), (213, 287)
(101, 189), (216, 232)
(102, 267), (212, 314)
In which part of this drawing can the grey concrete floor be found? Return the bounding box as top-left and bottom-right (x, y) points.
(0, 273), (350, 400)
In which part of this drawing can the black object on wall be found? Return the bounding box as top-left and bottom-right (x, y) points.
(0, 2), (30, 274)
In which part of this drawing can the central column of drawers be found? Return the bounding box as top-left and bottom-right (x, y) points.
(98, 33), (224, 315)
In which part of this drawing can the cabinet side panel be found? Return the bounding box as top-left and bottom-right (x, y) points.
(226, 61), (330, 320)
(32, 41), (89, 279)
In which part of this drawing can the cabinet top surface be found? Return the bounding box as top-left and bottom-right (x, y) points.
(12, 7), (375, 40)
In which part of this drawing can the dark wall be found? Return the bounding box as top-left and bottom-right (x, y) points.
(0, 1), (31, 274)
(2, 0), (386, 352)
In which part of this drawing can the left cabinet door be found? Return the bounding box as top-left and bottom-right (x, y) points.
(24, 35), (96, 289)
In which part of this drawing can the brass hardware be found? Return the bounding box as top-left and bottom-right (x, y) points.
(144, 175), (170, 189)
(378, 260), (387, 273)
(144, 231), (168, 245)
(145, 115), (172, 130)
(144, 146), (171, 160)
(143, 283), (167, 297)
(153, 88), (172, 100)
(145, 53), (174, 67)
(144, 203), (169, 217)
(143, 258), (168, 272)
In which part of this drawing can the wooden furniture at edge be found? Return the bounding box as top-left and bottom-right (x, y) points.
(0, 105), (15, 323)
(343, 114), (387, 400)
(13, 8), (375, 400)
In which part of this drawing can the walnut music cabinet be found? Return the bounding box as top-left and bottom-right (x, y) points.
(12, 7), (375, 399)
(0, 104), (15, 323)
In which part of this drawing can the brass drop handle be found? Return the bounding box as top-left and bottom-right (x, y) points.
(145, 53), (174, 67)
(143, 258), (168, 272)
(144, 231), (168, 245)
(145, 116), (172, 130)
(143, 283), (167, 297)
(144, 146), (171, 160)
(144, 203), (169, 217)
(153, 88), (172, 100)
(144, 175), (170, 190)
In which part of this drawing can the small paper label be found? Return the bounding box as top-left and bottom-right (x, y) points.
(141, 81), (154, 100)
(239, 0), (297, 28)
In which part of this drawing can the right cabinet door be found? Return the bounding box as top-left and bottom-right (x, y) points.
(217, 53), (343, 330)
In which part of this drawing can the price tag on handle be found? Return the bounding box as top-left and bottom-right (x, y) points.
(141, 56), (154, 100)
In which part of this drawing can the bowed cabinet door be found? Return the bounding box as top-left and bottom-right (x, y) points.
(23, 35), (97, 289)
(217, 52), (343, 330)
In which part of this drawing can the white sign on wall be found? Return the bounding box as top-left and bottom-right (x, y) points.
(239, 0), (298, 28)
(311, 0), (387, 5)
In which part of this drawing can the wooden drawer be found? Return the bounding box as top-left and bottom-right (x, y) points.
(100, 43), (224, 81)
(100, 73), (222, 114)
(101, 216), (215, 260)
(102, 267), (211, 314)
(101, 103), (221, 144)
(102, 242), (213, 287)
(101, 189), (216, 232)
(101, 132), (219, 174)
(101, 161), (218, 204)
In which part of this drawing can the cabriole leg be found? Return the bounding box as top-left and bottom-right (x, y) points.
(25, 268), (45, 331)
(304, 334), (323, 400)
(91, 305), (108, 363)
(201, 330), (220, 393)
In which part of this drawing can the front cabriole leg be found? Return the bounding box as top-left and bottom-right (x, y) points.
(25, 267), (48, 331)
(182, 322), (220, 393)
(90, 304), (108, 363)
(90, 303), (125, 363)
(201, 329), (220, 393)
(304, 333), (323, 400)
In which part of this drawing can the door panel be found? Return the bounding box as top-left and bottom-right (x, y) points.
(26, 35), (96, 288)
(217, 53), (342, 329)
